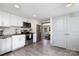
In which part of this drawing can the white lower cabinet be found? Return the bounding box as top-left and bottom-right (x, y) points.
(5, 37), (12, 52)
(0, 39), (6, 55)
(0, 37), (12, 55)
(0, 35), (25, 55)
(12, 35), (25, 51)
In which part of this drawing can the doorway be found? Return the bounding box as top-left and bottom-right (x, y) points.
(42, 23), (50, 40)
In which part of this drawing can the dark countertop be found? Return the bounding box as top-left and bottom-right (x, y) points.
(0, 35), (12, 39)
(0, 34), (25, 39)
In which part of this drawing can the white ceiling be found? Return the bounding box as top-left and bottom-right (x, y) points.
(0, 3), (79, 22)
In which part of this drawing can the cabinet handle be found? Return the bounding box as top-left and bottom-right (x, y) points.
(64, 33), (70, 35)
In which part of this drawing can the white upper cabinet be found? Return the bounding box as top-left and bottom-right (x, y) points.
(0, 11), (25, 27)
(1, 12), (10, 26)
(17, 16), (23, 26)
(10, 15), (18, 26)
(0, 11), (10, 26)
(0, 12), (2, 26)
(10, 14), (23, 26)
(22, 18), (27, 22)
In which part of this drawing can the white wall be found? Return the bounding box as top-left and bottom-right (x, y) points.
(26, 18), (41, 42)
(50, 17), (54, 45)
(0, 11), (41, 43)
(50, 12), (79, 51)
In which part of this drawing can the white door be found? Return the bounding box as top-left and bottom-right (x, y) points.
(53, 17), (67, 48)
(67, 17), (79, 51)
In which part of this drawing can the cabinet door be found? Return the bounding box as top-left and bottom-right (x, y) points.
(0, 11), (3, 26)
(0, 39), (6, 55)
(5, 37), (12, 52)
(53, 17), (67, 48)
(17, 17), (22, 26)
(1, 12), (10, 26)
(11, 15), (23, 26)
(0, 11), (10, 26)
(0, 38), (12, 55)
(22, 18), (27, 22)
(12, 35), (25, 51)
(19, 35), (25, 47)
(12, 36), (20, 50)
(10, 15), (18, 26)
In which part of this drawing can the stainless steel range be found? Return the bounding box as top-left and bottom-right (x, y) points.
(21, 30), (33, 45)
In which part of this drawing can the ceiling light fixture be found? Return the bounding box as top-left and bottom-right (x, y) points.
(14, 4), (20, 9)
(66, 3), (73, 7)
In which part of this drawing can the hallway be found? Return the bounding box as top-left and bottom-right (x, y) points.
(3, 39), (79, 56)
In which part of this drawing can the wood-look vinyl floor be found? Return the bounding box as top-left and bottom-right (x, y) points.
(3, 39), (79, 56)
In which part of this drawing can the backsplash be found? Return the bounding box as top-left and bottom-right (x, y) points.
(0, 26), (21, 35)
(0, 26), (33, 35)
